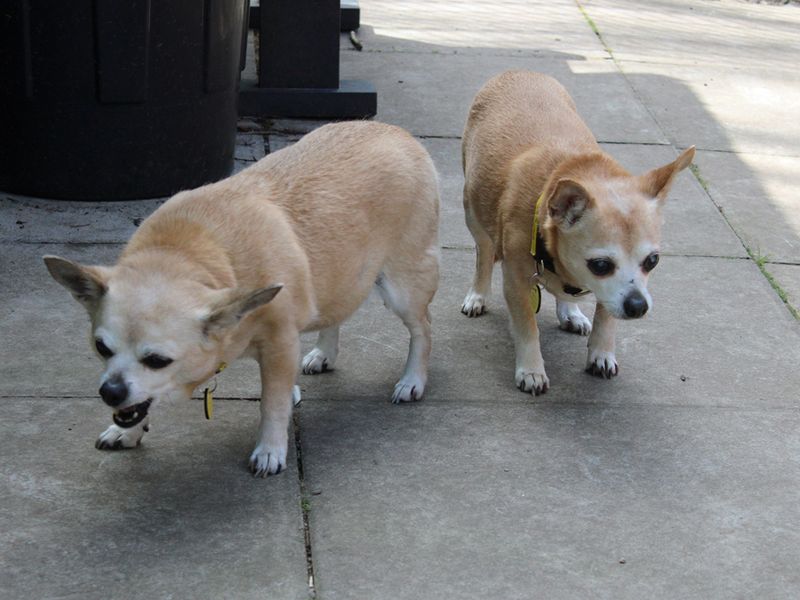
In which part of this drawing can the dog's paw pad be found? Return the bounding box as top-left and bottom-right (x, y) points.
(391, 375), (425, 403)
(586, 351), (619, 379)
(461, 291), (487, 318)
(515, 369), (550, 396)
(249, 443), (287, 477)
(95, 422), (147, 450)
(301, 348), (331, 375)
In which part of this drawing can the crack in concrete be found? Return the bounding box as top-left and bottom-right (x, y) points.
(293, 413), (318, 600)
(342, 47), (573, 59)
(438, 246), (786, 262)
(416, 134), (461, 140)
(689, 146), (800, 159)
(263, 131), (272, 156)
(5, 395), (798, 411)
(3, 240), (126, 246)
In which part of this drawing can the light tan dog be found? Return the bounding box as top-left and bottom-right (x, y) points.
(461, 71), (694, 395)
(44, 121), (440, 476)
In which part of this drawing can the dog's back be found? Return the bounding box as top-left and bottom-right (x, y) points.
(250, 121), (439, 304)
(129, 121), (439, 329)
(462, 71), (597, 238)
(251, 121), (440, 327)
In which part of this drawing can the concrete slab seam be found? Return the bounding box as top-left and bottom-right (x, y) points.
(439, 245), (754, 261)
(264, 132), (272, 157)
(575, 0), (614, 59)
(690, 163), (799, 320)
(575, 0), (680, 154)
(293, 413), (318, 599)
(9, 395), (799, 412)
(9, 240), (126, 246)
(671, 146), (800, 160)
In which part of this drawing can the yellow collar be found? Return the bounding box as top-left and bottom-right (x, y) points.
(529, 193), (545, 314)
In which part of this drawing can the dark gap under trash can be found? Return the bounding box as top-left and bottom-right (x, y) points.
(0, 0), (247, 200)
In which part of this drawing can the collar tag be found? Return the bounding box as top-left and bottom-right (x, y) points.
(202, 362), (227, 420)
(203, 387), (214, 420)
(529, 284), (542, 314)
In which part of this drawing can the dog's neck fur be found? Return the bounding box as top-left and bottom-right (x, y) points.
(121, 215), (237, 290)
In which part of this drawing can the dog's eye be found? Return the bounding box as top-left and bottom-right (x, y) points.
(642, 252), (660, 273)
(586, 258), (615, 277)
(141, 354), (173, 370)
(95, 338), (114, 358)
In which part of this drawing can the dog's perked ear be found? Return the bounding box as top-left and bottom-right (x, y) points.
(43, 255), (110, 310)
(639, 145), (696, 203)
(205, 284), (283, 333)
(547, 179), (592, 228)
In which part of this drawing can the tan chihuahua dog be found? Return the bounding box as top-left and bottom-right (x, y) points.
(461, 71), (694, 395)
(44, 121), (440, 476)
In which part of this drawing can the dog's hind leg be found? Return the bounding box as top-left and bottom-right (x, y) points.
(556, 299), (592, 336)
(461, 199), (494, 317)
(377, 247), (439, 403)
(301, 325), (340, 374)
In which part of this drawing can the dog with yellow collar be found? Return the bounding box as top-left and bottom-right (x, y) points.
(461, 70), (694, 395)
(44, 121), (440, 476)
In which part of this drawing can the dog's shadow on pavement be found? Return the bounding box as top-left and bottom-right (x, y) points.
(78, 403), (299, 565)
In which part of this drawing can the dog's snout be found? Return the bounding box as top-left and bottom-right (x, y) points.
(99, 375), (128, 407)
(623, 291), (648, 318)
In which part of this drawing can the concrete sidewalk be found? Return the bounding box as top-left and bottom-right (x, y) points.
(2, 1), (800, 598)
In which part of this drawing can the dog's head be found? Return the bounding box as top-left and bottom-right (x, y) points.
(542, 146), (695, 319)
(43, 255), (281, 420)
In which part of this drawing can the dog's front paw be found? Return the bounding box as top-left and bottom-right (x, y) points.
(249, 442), (287, 477)
(461, 290), (487, 317)
(391, 374), (426, 403)
(301, 348), (331, 374)
(95, 420), (149, 450)
(515, 368), (550, 396)
(586, 350), (619, 379)
(556, 301), (592, 336)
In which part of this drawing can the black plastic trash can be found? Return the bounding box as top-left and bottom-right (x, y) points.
(0, 0), (247, 200)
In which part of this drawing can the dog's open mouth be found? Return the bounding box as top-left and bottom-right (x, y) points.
(112, 399), (152, 429)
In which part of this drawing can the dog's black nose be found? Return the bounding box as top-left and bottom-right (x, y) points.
(623, 291), (649, 318)
(99, 375), (128, 407)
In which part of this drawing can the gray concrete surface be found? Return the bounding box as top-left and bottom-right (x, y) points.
(0, 399), (309, 600)
(341, 51), (667, 142)
(301, 401), (800, 600)
(693, 150), (800, 264)
(2, 1), (800, 599)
